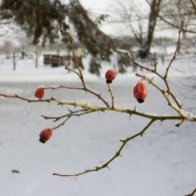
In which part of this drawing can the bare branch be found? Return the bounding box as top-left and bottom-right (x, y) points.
(113, 48), (161, 76)
(164, 21), (183, 79)
(185, 188), (196, 196)
(42, 109), (90, 122)
(1, 93), (195, 122)
(44, 84), (110, 108)
(158, 15), (196, 34)
(136, 73), (185, 119)
(190, 0), (196, 15)
(107, 83), (115, 108)
(51, 110), (96, 130)
(53, 119), (155, 177)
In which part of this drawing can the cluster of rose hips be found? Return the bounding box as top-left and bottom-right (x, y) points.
(36, 70), (147, 144)
(105, 69), (147, 103)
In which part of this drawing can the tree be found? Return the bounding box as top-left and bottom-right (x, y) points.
(3, 40), (14, 59)
(138, 0), (162, 58)
(0, 0), (114, 64)
(0, 0), (66, 45)
(67, 0), (113, 61)
(109, 0), (163, 58)
(110, 0), (195, 58)
(158, 0), (196, 36)
(110, 0), (147, 51)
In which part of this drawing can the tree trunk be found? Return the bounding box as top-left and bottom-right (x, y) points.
(138, 0), (162, 58)
(35, 52), (38, 68)
(13, 52), (16, 71)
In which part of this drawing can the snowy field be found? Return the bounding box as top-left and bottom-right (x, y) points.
(0, 0), (195, 195)
(0, 54), (196, 196)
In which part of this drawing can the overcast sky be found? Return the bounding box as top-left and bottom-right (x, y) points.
(79, 0), (148, 36)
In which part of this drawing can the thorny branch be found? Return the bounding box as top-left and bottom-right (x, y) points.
(53, 119), (155, 177)
(43, 109), (96, 130)
(164, 21), (183, 79)
(44, 82), (110, 108)
(114, 22), (184, 116)
(0, 24), (196, 193)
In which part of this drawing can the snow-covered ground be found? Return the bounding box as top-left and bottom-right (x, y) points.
(0, 0), (195, 194)
(0, 50), (196, 82)
(0, 53), (196, 196)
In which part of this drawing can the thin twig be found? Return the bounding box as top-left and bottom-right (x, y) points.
(136, 73), (184, 117)
(107, 83), (115, 108)
(68, 38), (87, 89)
(52, 110), (95, 130)
(53, 119), (155, 177)
(158, 14), (196, 34)
(0, 93), (51, 103)
(42, 109), (89, 121)
(114, 48), (164, 80)
(44, 85), (110, 108)
(65, 67), (80, 77)
(114, 49), (155, 73)
(116, 34), (183, 111)
(164, 21), (183, 79)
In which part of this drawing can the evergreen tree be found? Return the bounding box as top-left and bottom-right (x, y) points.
(0, 0), (113, 62)
(68, 0), (113, 61)
(1, 0), (66, 44)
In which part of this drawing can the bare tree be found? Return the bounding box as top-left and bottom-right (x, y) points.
(110, 0), (147, 46)
(158, 0), (196, 36)
(110, 0), (162, 58)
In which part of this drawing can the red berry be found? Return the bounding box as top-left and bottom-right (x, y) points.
(35, 87), (44, 99)
(105, 69), (116, 84)
(39, 128), (53, 143)
(133, 81), (147, 103)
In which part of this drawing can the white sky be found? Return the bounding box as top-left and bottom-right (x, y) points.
(79, 0), (148, 36)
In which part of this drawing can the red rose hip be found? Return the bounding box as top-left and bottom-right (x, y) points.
(105, 69), (116, 84)
(133, 81), (147, 103)
(35, 87), (44, 99)
(39, 128), (53, 143)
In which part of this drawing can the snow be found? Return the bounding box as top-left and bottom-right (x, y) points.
(0, 51), (195, 84)
(0, 52), (196, 196)
(0, 1), (196, 194)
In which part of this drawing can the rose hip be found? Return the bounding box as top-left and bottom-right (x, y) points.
(105, 70), (116, 84)
(35, 87), (44, 99)
(133, 81), (147, 103)
(39, 128), (53, 143)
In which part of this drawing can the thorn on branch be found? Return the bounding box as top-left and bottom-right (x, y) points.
(133, 106), (137, 112)
(95, 166), (99, 171)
